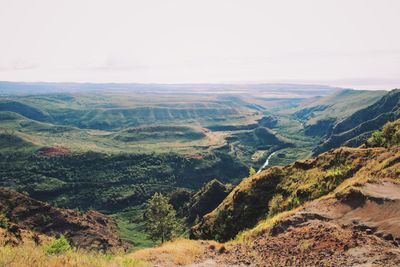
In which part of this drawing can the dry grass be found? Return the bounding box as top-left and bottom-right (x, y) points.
(233, 206), (304, 245)
(128, 239), (214, 266)
(0, 243), (145, 267)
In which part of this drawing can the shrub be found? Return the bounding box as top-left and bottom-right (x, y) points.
(249, 167), (256, 176)
(326, 168), (343, 177)
(0, 213), (9, 229)
(367, 130), (384, 147)
(44, 235), (71, 255)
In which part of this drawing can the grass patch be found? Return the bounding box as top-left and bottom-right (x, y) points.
(113, 206), (156, 250)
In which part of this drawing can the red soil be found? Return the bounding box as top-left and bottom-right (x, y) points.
(37, 146), (70, 156)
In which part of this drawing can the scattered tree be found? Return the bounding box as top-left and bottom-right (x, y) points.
(144, 193), (180, 243)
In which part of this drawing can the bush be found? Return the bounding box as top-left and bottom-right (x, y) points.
(0, 213), (9, 229)
(326, 168), (343, 177)
(44, 235), (71, 255)
(367, 131), (384, 147)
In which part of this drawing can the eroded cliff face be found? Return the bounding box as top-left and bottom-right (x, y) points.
(0, 188), (128, 252)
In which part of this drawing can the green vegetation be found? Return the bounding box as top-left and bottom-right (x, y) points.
(113, 126), (206, 142)
(1, 85), (397, 250)
(185, 179), (232, 224)
(249, 167), (256, 176)
(367, 119), (400, 147)
(268, 194), (285, 217)
(0, 151), (247, 211)
(113, 206), (156, 249)
(0, 213), (8, 229)
(145, 193), (180, 243)
(314, 89), (400, 154)
(44, 235), (71, 255)
(293, 89), (385, 137)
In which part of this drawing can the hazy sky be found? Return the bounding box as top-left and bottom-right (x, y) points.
(0, 0), (399, 89)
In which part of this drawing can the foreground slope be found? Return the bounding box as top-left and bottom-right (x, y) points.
(132, 147), (400, 266)
(192, 146), (400, 241)
(0, 188), (126, 252)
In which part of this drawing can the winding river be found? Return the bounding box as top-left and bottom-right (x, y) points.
(257, 151), (276, 173)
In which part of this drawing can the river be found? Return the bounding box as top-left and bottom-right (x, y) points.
(257, 151), (276, 173)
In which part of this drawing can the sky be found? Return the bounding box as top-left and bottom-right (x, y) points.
(0, 0), (399, 90)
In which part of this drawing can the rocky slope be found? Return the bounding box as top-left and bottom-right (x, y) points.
(0, 188), (127, 252)
(190, 177), (400, 266)
(192, 145), (399, 241)
(182, 120), (400, 266)
(185, 179), (232, 224)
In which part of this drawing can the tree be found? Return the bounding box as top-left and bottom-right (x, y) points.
(145, 193), (180, 243)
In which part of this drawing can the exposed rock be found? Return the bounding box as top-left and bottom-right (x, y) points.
(0, 188), (128, 252)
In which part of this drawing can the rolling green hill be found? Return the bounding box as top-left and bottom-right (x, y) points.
(314, 89), (400, 154)
(293, 89), (385, 137)
(2, 83), (398, 250)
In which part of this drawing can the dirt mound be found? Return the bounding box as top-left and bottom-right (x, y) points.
(190, 179), (400, 266)
(37, 146), (70, 156)
(216, 221), (400, 266)
(226, 182), (400, 266)
(307, 182), (400, 244)
(193, 182), (400, 266)
(0, 188), (127, 252)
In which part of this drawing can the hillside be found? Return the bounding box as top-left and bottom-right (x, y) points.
(137, 119), (400, 266)
(0, 188), (126, 252)
(125, 119), (400, 266)
(314, 89), (400, 154)
(191, 119), (400, 242)
(0, 151), (247, 212)
(293, 89), (385, 137)
(189, 166), (400, 266)
(185, 179), (232, 224)
(0, 119), (399, 266)
(2, 85), (400, 264)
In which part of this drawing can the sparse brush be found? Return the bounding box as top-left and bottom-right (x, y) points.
(0, 242), (146, 267)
